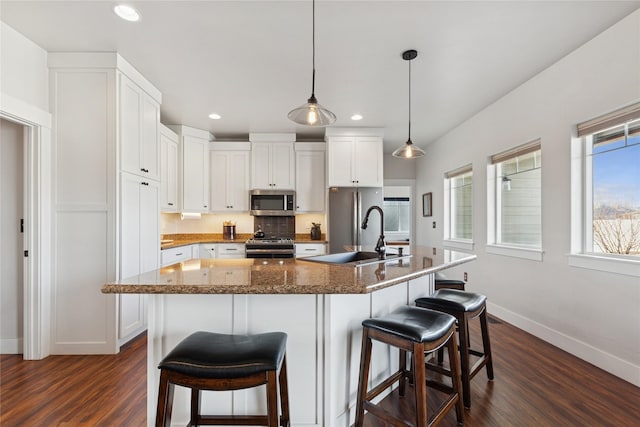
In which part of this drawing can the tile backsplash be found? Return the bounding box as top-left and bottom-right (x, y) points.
(161, 212), (325, 237)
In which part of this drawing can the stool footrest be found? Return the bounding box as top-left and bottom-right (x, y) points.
(365, 370), (405, 402)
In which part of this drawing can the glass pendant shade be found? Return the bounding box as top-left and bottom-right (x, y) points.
(288, 95), (336, 126)
(392, 139), (425, 158)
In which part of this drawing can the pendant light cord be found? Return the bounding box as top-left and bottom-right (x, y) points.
(407, 56), (412, 142)
(311, 0), (316, 97)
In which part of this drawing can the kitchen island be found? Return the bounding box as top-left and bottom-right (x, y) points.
(102, 246), (475, 427)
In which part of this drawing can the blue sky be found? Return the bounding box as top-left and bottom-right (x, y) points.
(593, 142), (640, 208)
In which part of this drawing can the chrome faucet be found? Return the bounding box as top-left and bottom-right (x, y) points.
(361, 205), (386, 259)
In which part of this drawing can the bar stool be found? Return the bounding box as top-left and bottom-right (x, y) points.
(156, 331), (290, 427)
(355, 306), (464, 426)
(416, 290), (494, 409)
(434, 272), (466, 291)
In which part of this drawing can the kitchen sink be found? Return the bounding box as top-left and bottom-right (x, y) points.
(300, 251), (412, 266)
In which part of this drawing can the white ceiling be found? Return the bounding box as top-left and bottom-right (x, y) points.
(2, 1), (639, 152)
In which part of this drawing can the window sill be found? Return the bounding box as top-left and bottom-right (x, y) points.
(443, 239), (474, 252)
(486, 244), (543, 261)
(567, 254), (640, 277)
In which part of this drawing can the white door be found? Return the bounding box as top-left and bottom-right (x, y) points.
(354, 137), (383, 187)
(227, 151), (250, 211)
(209, 151), (229, 211)
(295, 150), (325, 212)
(327, 137), (355, 187)
(251, 143), (272, 189)
(0, 119), (24, 354)
(182, 136), (208, 211)
(271, 143), (295, 189)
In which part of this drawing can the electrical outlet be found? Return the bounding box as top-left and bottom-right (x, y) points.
(464, 272), (468, 282)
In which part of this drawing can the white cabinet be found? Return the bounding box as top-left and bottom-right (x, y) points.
(161, 245), (194, 267)
(48, 53), (163, 354)
(295, 243), (326, 258)
(217, 243), (246, 259)
(119, 172), (159, 342)
(160, 124), (179, 212)
(119, 74), (160, 181)
(200, 244), (217, 258)
(210, 142), (250, 212)
(325, 128), (384, 187)
(295, 143), (326, 212)
(169, 125), (211, 212)
(249, 133), (296, 190)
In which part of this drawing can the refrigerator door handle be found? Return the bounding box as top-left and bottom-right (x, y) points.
(352, 191), (358, 247)
(356, 191), (362, 246)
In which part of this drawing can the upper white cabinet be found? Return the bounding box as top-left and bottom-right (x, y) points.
(295, 142), (326, 212)
(119, 74), (160, 181)
(160, 124), (179, 212)
(169, 125), (211, 213)
(325, 128), (384, 187)
(249, 133), (295, 190)
(210, 142), (251, 212)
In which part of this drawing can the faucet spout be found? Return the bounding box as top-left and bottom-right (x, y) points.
(361, 205), (386, 259)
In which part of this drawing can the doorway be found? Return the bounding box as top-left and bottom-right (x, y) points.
(1, 118), (25, 354)
(383, 179), (416, 244)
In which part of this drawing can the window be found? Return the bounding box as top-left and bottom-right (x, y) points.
(487, 140), (542, 259)
(571, 103), (640, 274)
(444, 165), (473, 249)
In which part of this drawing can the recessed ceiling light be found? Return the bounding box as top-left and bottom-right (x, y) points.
(208, 113), (221, 120)
(114, 4), (141, 22)
(351, 114), (363, 121)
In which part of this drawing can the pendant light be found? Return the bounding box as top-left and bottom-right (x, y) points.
(392, 49), (425, 158)
(288, 0), (336, 126)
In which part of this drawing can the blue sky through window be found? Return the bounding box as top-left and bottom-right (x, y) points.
(593, 142), (640, 208)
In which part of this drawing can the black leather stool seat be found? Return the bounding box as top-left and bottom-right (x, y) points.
(416, 289), (486, 313)
(362, 306), (456, 343)
(159, 331), (287, 379)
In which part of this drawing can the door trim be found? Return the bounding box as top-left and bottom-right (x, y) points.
(1, 92), (52, 360)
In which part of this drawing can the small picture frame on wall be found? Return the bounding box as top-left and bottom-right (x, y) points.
(422, 192), (432, 217)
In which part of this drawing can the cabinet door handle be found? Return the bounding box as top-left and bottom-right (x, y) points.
(226, 248), (238, 251)
(305, 248), (315, 251)
(176, 253), (183, 256)
(141, 182), (149, 186)
(140, 168), (149, 173)
(168, 202), (174, 206)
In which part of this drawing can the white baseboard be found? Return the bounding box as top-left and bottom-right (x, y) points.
(1, 337), (23, 354)
(488, 302), (640, 387)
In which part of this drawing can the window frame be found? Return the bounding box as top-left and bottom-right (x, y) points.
(486, 140), (544, 261)
(443, 164), (474, 251)
(569, 104), (640, 277)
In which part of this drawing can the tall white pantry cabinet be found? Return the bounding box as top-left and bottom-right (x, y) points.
(48, 53), (161, 354)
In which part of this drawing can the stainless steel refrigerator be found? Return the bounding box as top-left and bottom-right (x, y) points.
(328, 187), (384, 254)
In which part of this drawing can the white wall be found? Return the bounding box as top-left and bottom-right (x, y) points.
(415, 10), (640, 385)
(383, 153), (416, 179)
(1, 119), (24, 353)
(1, 22), (49, 111)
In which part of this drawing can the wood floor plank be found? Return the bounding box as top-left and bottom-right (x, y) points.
(1, 317), (638, 426)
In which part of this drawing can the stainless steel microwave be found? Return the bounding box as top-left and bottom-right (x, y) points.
(249, 190), (295, 216)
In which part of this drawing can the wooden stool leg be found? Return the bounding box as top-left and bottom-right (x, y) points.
(279, 356), (291, 427)
(155, 370), (174, 427)
(354, 328), (373, 427)
(480, 309), (494, 380)
(457, 314), (472, 409)
(447, 331), (464, 425)
(412, 342), (428, 427)
(266, 369), (279, 427)
(399, 349), (407, 397)
(189, 388), (200, 427)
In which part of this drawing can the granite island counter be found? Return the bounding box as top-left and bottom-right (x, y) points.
(102, 246), (475, 426)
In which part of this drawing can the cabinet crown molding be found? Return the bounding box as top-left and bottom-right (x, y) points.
(211, 141), (251, 151)
(249, 132), (296, 142)
(324, 127), (385, 138)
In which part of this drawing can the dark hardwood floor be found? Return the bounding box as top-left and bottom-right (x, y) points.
(1, 317), (638, 426)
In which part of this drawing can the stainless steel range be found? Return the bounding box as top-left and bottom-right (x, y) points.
(245, 238), (295, 259)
